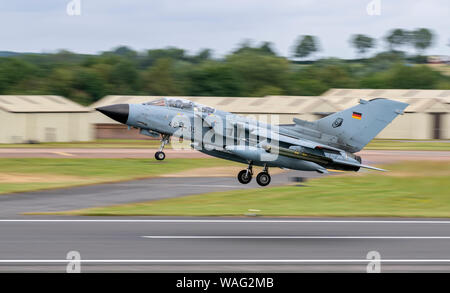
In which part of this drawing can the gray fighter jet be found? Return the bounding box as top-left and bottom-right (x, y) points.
(97, 97), (408, 186)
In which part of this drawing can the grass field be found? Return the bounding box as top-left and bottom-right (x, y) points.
(0, 158), (237, 194)
(55, 161), (450, 218)
(0, 139), (449, 151)
(365, 140), (450, 151)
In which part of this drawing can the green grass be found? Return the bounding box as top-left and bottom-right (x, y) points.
(365, 139), (450, 151)
(55, 161), (450, 218)
(0, 158), (237, 194)
(0, 139), (449, 151)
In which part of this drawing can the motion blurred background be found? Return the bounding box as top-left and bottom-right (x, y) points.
(0, 0), (449, 143)
(0, 0), (449, 218)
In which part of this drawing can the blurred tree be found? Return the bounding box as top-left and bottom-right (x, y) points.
(289, 78), (328, 96)
(232, 39), (253, 54)
(191, 49), (213, 63)
(289, 63), (357, 95)
(142, 58), (181, 95)
(389, 65), (440, 88)
(109, 59), (139, 92)
(253, 85), (283, 97)
(385, 29), (409, 51)
(360, 64), (443, 89)
(409, 28), (434, 55)
(111, 46), (138, 59)
(350, 34), (376, 57)
(0, 39), (447, 104)
(258, 42), (277, 56)
(233, 40), (277, 56)
(46, 68), (75, 98)
(142, 47), (186, 68)
(186, 62), (241, 96)
(293, 35), (319, 59)
(72, 67), (107, 103)
(226, 51), (289, 96)
(0, 58), (37, 93)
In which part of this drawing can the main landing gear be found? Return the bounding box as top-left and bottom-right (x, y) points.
(237, 163), (271, 186)
(237, 162), (253, 184)
(154, 134), (170, 161)
(256, 164), (271, 187)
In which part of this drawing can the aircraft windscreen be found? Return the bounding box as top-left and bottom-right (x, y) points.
(144, 98), (216, 113)
(166, 98), (194, 110)
(145, 99), (166, 106)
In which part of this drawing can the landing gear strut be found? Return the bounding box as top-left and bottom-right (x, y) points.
(155, 134), (170, 161)
(256, 164), (271, 186)
(237, 161), (253, 184)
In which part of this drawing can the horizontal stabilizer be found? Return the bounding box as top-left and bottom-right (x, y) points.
(333, 158), (387, 172)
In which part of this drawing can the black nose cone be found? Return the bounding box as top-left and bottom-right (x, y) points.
(96, 104), (129, 124)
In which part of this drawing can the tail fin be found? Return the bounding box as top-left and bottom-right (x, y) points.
(314, 98), (409, 152)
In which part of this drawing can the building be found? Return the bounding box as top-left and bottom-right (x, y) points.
(90, 95), (339, 139)
(90, 89), (450, 140)
(0, 95), (92, 143)
(321, 89), (450, 139)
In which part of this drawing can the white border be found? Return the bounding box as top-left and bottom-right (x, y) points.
(1, 259), (450, 263)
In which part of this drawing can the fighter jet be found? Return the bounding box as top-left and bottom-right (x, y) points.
(96, 97), (408, 186)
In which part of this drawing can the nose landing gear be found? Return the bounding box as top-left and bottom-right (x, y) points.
(155, 134), (170, 161)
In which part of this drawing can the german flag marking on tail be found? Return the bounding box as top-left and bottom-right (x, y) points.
(352, 112), (362, 120)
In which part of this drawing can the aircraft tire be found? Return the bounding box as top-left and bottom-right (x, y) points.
(237, 170), (252, 184)
(256, 172), (271, 186)
(155, 151), (166, 161)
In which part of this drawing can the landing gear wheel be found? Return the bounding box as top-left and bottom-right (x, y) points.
(237, 170), (252, 184)
(155, 151), (166, 161)
(155, 134), (170, 161)
(256, 172), (271, 186)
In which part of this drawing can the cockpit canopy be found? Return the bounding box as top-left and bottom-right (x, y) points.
(144, 98), (215, 113)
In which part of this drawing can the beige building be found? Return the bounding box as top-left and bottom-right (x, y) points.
(0, 95), (93, 143)
(90, 95), (339, 139)
(321, 89), (450, 139)
(90, 89), (450, 140)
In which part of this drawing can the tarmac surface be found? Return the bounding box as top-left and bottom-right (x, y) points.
(2, 217), (450, 272)
(0, 149), (449, 272)
(1, 171), (450, 272)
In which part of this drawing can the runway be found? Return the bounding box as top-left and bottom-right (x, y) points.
(0, 171), (321, 217)
(0, 149), (448, 272)
(2, 217), (450, 272)
(1, 148), (449, 162)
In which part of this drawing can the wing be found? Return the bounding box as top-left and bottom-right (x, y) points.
(195, 113), (384, 172)
(245, 124), (384, 172)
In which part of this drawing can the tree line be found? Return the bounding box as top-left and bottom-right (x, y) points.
(295, 28), (437, 59)
(0, 28), (448, 105)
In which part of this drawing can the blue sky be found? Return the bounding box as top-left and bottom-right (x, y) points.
(0, 0), (448, 58)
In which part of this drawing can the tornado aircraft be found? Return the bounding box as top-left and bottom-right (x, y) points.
(96, 97), (408, 186)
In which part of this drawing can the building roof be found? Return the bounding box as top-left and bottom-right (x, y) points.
(321, 89), (450, 113)
(323, 96), (448, 113)
(0, 95), (90, 113)
(91, 95), (339, 114)
(91, 89), (450, 124)
(322, 88), (450, 104)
